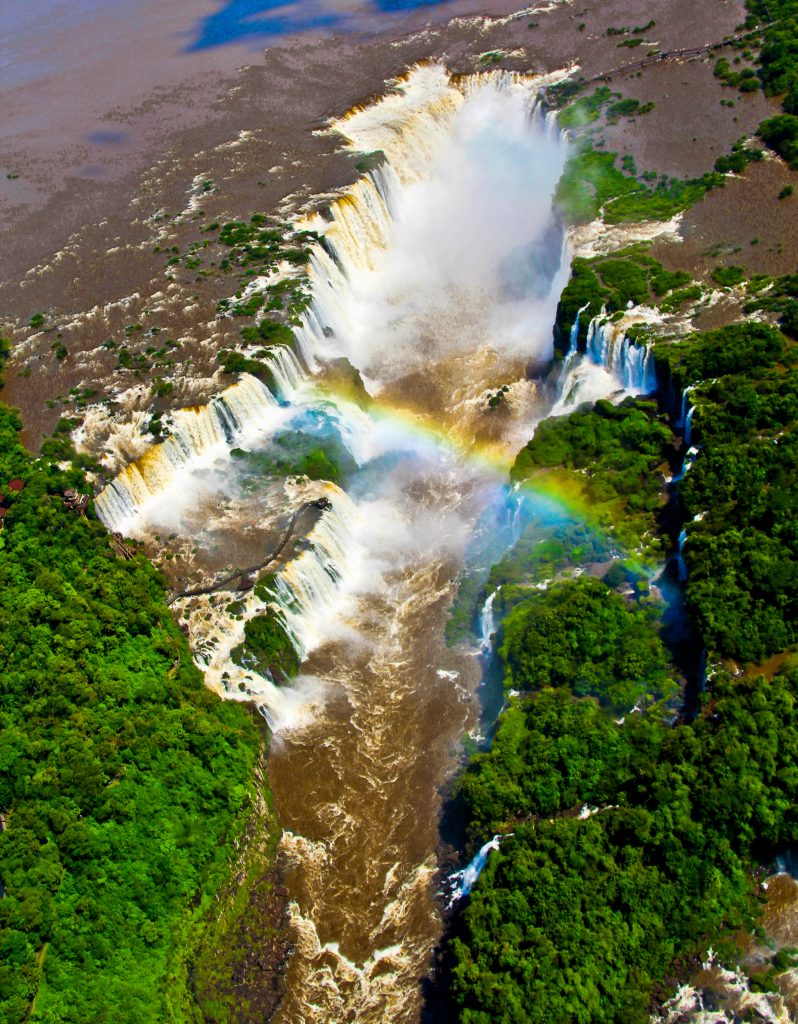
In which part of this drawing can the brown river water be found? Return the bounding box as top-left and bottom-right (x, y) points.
(92, 64), (580, 1021)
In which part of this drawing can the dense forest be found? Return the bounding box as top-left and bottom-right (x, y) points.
(0, 382), (267, 1021)
(442, 316), (798, 1019)
(440, 0), (798, 1011)
(5, 0), (798, 1018)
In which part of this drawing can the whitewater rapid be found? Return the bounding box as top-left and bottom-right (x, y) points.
(91, 63), (660, 1023)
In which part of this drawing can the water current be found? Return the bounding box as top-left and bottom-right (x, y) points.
(94, 64), (658, 1022)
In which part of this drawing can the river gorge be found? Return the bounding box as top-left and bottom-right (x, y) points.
(84, 65), (662, 1022)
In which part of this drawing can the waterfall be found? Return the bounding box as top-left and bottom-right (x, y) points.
(330, 63), (568, 187)
(268, 490), (359, 657)
(676, 527), (688, 582)
(267, 343), (307, 400)
(584, 317), (657, 393)
(509, 483), (524, 543)
(479, 589), (499, 654)
(191, 483), (358, 700)
(551, 311), (657, 415)
(569, 302), (590, 355)
(95, 373), (283, 534)
(292, 169), (399, 365)
(677, 384), (695, 429)
(672, 445), (698, 484)
(94, 61), (573, 711)
(448, 834), (505, 904)
(684, 405), (695, 446)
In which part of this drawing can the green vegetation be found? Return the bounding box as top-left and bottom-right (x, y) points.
(714, 56), (760, 92)
(555, 247), (695, 347)
(512, 398), (673, 556)
(500, 577), (677, 709)
(758, 114), (798, 167)
(748, 0), (798, 163)
(232, 430), (355, 487)
(477, 51), (504, 67)
(713, 136), (765, 174)
(446, 398), (671, 646)
(557, 87), (614, 129)
(446, 667), (798, 1022)
(712, 264), (747, 286)
(554, 146), (722, 225)
(652, 319), (798, 664)
(744, 272), (798, 336)
(0, 400), (266, 1022)
(653, 320), (786, 383)
(444, 299), (798, 1020)
(232, 613), (299, 685)
(217, 350), (280, 395)
(606, 98), (655, 120)
(749, 0), (798, 110)
(677, 359), (798, 663)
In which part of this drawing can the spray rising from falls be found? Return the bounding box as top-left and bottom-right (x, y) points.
(94, 360), (303, 535)
(90, 64), (601, 1024)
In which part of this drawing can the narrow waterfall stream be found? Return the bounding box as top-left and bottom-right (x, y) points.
(93, 64), (660, 1023)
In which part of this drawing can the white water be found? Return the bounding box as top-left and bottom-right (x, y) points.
(90, 64), (671, 1024)
(448, 834), (505, 902)
(676, 527), (689, 582)
(552, 309), (658, 416)
(297, 70), (571, 392)
(94, 371), (289, 535)
(479, 589), (499, 653)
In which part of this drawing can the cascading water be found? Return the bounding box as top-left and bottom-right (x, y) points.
(550, 305), (660, 416)
(447, 834), (506, 903)
(94, 370), (292, 535)
(684, 404), (696, 446)
(676, 527), (689, 582)
(479, 588), (499, 654)
(88, 63), (625, 1023)
(188, 481), (359, 698)
(585, 316), (657, 393)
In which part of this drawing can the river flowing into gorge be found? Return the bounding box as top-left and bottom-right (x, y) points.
(92, 64), (658, 1022)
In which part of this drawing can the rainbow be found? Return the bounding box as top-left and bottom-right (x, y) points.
(300, 377), (657, 576)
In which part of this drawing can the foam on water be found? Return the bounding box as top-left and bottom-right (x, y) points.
(91, 64), (585, 1024)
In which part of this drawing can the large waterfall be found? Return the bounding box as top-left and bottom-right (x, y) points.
(94, 367), (299, 534)
(186, 481), (359, 720)
(89, 64), (659, 1024)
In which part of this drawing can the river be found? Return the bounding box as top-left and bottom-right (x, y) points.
(94, 64), (652, 1022)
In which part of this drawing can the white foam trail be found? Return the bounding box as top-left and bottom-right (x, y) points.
(448, 834), (507, 903)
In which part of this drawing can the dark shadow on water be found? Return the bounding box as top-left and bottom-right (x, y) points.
(185, 0), (454, 51)
(88, 130), (128, 145)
